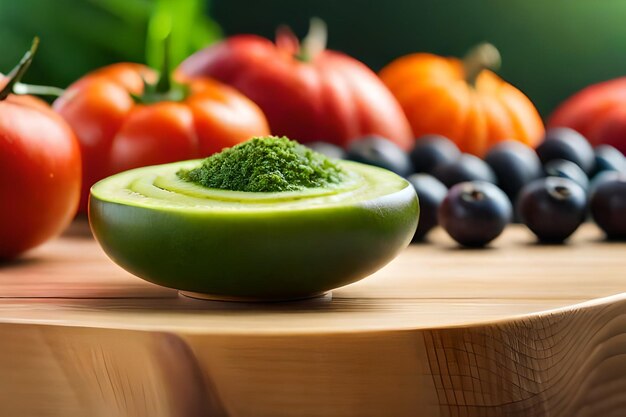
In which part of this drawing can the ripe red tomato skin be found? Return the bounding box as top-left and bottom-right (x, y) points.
(548, 77), (626, 154)
(177, 35), (413, 150)
(0, 95), (81, 259)
(53, 63), (270, 212)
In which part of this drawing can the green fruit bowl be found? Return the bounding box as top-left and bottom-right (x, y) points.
(89, 160), (419, 301)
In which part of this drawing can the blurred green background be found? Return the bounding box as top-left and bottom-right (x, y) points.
(2, 0), (626, 116)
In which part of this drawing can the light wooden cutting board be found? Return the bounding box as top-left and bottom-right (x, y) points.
(0, 221), (625, 417)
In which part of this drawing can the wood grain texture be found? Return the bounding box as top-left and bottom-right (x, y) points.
(0, 221), (625, 417)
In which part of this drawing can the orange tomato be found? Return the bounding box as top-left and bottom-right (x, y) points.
(380, 43), (544, 156)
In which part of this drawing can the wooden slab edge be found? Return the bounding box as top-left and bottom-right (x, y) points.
(1, 292), (625, 417)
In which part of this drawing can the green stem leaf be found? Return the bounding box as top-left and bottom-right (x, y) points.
(0, 37), (39, 101)
(156, 32), (172, 94)
(13, 82), (65, 97)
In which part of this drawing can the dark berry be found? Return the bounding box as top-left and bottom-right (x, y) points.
(485, 140), (543, 202)
(593, 145), (626, 175)
(536, 127), (595, 175)
(590, 177), (626, 240)
(516, 177), (587, 243)
(544, 159), (589, 190)
(409, 134), (461, 174)
(432, 154), (497, 188)
(346, 135), (413, 176)
(407, 174), (447, 241)
(589, 171), (626, 197)
(438, 181), (512, 247)
(306, 142), (346, 160)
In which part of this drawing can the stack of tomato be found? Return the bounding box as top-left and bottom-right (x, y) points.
(2, 20), (625, 259)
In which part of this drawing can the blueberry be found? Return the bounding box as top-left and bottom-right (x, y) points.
(536, 128), (595, 175)
(590, 177), (626, 240)
(306, 141), (346, 160)
(431, 154), (497, 188)
(516, 177), (587, 243)
(346, 135), (413, 176)
(593, 145), (626, 175)
(409, 134), (461, 174)
(485, 140), (543, 202)
(589, 171), (626, 197)
(544, 159), (589, 190)
(438, 181), (512, 247)
(407, 174), (447, 241)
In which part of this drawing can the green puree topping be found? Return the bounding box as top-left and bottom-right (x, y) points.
(177, 136), (348, 192)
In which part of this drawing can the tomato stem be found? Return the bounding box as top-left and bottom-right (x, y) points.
(463, 43), (501, 87)
(13, 82), (65, 97)
(156, 33), (172, 94)
(133, 32), (189, 105)
(296, 18), (327, 62)
(0, 37), (40, 101)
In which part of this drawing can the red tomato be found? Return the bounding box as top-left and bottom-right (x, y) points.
(53, 63), (270, 212)
(0, 93), (81, 259)
(177, 22), (413, 150)
(548, 78), (626, 154)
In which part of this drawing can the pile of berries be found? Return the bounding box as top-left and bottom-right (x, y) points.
(308, 128), (626, 247)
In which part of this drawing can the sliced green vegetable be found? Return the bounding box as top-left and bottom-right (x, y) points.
(90, 160), (419, 300)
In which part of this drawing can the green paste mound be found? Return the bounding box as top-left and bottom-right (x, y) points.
(177, 136), (347, 192)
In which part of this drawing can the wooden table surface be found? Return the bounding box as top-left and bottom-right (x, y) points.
(1, 221), (625, 417)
